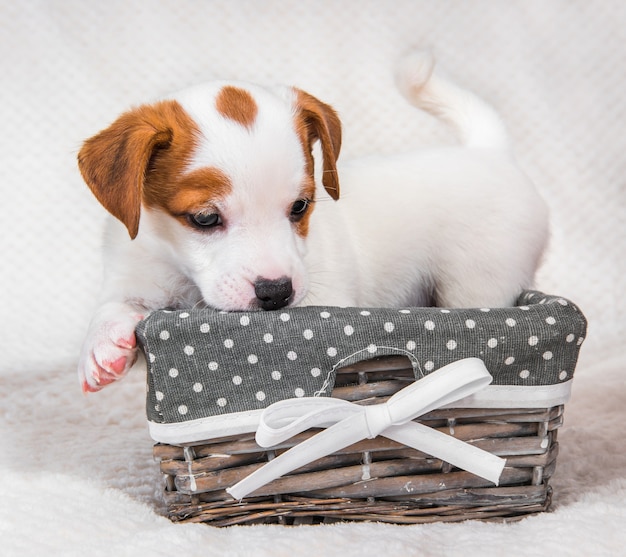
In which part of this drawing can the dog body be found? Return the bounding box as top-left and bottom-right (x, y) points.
(77, 53), (548, 392)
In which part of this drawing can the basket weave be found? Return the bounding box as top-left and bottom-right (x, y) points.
(154, 355), (561, 526)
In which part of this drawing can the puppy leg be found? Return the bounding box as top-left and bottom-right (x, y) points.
(434, 249), (538, 309)
(436, 277), (522, 309)
(78, 302), (145, 393)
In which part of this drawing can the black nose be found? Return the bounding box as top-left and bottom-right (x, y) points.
(254, 277), (293, 311)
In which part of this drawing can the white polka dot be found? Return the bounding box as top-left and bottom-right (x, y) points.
(280, 313), (290, 322)
(303, 329), (314, 340)
(224, 339), (234, 349)
(193, 382), (203, 393)
(248, 354), (258, 364)
(156, 391), (164, 401)
(543, 351), (553, 360)
(327, 347), (337, 357)
(168, 368), (179, 378)
(184, 345), (195, 355)
(480, 308), (490, 313)
(505, 356), (515, 365)
(566, 333), (575, 343)
(256, 391), (266, 401)
(232, 375), (242, 385)
(287, 351), (298, 361)
(440, 309), (450, 314)
(406, 340), (416, 350)
(446, 339), (457, 350)
(465, 319), (476, 329)
(487, 338), (498, 348)
(208, 361), (218, 371)
(159, 330), (170, 340)
(178, 405), (188, 415)
(360, 310), (371, 316)
(399, 309), (411, 314)
(424, 361), (435, 371)
(179, 312), (190, 319)
(310, 367), (321, 377)
(424, 320), (435, 331)
(545, 316), (556, 325)
(263, 333), (273, 343)
(149, 353), (156, 363)
(528, 336), (539, 346)
(384, 322), (395, 333)
(344, 325), (354, 336)
(217, 398), (227, 407)
(367, 344), (378, 354)
(271, 370), (282, 380)
(294, 388), (305, 398)
(519, 306), (530, 311)
(557, 298), (568, 306)
(240, 315), (250, 326)
(519, 369), (530, 379)
(559, 370), (568, 381)
(505, 318), (516, 327)
(577, 337), (584, 346)
(320, 311), (331, 319)
(200, 323), (210, 333)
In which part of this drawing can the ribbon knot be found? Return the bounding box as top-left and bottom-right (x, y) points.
(364, 403), (393, 439)
(227, 358), (505, 501)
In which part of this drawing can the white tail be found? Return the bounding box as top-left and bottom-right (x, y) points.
(395, 51), (511, 151)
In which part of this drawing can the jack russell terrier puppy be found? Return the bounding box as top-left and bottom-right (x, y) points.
(77, 52), (548, 393)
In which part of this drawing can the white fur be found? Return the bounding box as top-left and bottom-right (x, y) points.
(78, 52), (548, 392)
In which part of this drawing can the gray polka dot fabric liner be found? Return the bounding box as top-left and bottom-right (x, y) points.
(137, 290), (587, 435)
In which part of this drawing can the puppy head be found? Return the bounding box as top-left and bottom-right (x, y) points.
(78, 82), (341, 310)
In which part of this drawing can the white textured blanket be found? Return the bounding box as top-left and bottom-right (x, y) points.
(1, 1), (625, 555)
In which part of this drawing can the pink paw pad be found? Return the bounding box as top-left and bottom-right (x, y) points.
(105, 356), (128, 375)
(82, 379), (100, 394)
(117, 334), (137, 349)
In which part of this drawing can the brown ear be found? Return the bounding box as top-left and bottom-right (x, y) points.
(77, 101), (187, 239)
(293, 88), (342, 200)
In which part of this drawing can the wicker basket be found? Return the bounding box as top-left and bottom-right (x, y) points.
(138, 291), (586, 526)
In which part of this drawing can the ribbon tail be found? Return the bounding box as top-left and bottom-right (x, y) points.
(227, 412), (368, 501)
(385, 422), (505, 485)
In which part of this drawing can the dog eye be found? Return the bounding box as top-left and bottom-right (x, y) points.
(189, 212), (222, 229)
(290, 199), (310, 220)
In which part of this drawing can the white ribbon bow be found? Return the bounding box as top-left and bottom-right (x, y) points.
(227, 358), (505, 500)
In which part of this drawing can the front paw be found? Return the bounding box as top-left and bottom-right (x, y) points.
(78, 308), (144, 393)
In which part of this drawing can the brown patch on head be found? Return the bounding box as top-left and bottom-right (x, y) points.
(292, 88), (342, 200)
(215, 85), (258, 129)
(77, 100), (199, 238)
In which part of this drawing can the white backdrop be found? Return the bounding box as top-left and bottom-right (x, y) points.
(1, 2), (625, 556)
